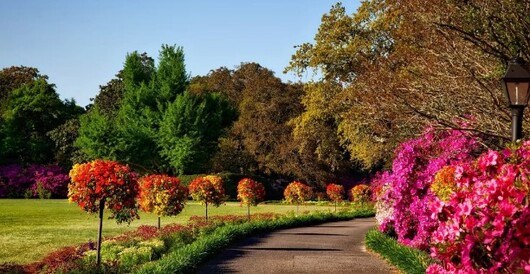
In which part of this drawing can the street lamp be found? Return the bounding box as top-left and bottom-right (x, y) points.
(501, 58), (530, 142)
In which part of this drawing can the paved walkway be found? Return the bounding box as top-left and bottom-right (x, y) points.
(197, 217), (394, 273)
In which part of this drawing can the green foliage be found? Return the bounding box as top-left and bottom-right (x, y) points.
(76, 108), (118, 161)
(1, 78), (84, 164)
(47, 118), (85, 168)
(156, 45), (189, 105)
(158, 92), (235, 174)
(365, 229), (432, 274)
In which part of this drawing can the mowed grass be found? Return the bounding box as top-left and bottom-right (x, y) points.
(0, 199), (335, 264)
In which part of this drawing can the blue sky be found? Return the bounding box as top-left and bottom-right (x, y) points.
(0, 1), (360, 107)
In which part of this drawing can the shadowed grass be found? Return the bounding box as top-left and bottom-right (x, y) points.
(0, 199), (337, 264)
(365, 229), (432, 274)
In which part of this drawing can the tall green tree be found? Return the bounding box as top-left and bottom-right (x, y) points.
(1, 78), (83, 164)
(158, 92), (235, 174)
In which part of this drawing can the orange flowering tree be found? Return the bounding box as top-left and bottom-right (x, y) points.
(68, 159), (138, 265)
(284, 181), (313, 213)
(188, 175), (226, 220)
(138, 174), (188, 228)
(350, 184), (372, 206)
(326, 183), (345, 211)
(237, 178), (266, 220)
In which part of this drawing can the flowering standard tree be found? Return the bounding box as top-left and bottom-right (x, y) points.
(350, 184), (371, 207)
(188, 175), (226, 220)
(137, 174), (188, 229)
(284, 181), (313, 214)
(237, 178), (266, 220)
(326, 183), (344, 211)
(68, 160), (138, 266)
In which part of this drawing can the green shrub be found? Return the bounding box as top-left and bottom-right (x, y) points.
(119, 246), (153, 270)
(365, 229), (432, 274)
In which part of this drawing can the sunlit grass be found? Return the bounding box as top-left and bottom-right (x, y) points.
(0, 199), (336, 264)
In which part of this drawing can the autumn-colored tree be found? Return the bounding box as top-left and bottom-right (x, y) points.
(287, 1), (527, 168)
(326, 183), (345, 211)
(188, 175), (226, 220)
(284, 181), (313, 214)
(138, 174), (188, 228)
(68, 160), (138, 265)
(191, 63), (348, 183)
(350, 184), (372, 206)
(237, 178), (266, 220)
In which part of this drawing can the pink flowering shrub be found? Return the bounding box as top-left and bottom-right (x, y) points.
(427, 144), (530, 273)
(0, 164), (70, 198)
(373, 126), (480, 249)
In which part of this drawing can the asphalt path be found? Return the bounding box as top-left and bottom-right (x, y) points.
(197, 217), (394, 273)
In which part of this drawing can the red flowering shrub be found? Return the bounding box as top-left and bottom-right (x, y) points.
(188, 175), (226, 219)
(284, 181), (313, 205)
(326, 183), (345, 203)
(138, 174), (188, 217)
(237, 178), (266, 207)
(68, 160), (139, 224)
(427, 145), (530, 273)
(188, 175), (225, 206)
(350, 184), (371, 204)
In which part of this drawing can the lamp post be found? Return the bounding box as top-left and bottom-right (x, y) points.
(501, 58), (530, 142)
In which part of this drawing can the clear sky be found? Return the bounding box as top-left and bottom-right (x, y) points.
(0, 1), (360, 107)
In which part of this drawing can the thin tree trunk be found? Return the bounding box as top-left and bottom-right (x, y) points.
(157, 216), (161, 229)
(247, 205), (250, 221)
(96, 198), (105, 267)
(205, 202), (208, 220)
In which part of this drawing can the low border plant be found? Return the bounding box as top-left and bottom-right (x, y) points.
(365, 229), (432, 274)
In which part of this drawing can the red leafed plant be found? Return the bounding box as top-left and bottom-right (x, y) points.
(188, 175), (226, 220)
(284, 181), (313, 213)
(68, 160), (139, 224)
(138, 174), (188, 228)
(237, 178), (266, 220)
(326, 183), (345, 211)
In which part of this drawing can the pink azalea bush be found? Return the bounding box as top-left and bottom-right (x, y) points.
(373, 126), (480, 249)
(427, 144), (530, 273)
(0, 164), (70, 198)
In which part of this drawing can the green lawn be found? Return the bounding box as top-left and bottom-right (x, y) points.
(0, 199), (336, 264)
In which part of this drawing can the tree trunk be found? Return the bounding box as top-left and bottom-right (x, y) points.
(247, 205), (250, 221)
(96, 198), (105, 267)
(157, 216), (161, 229)
(205, 202), (208, 220)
